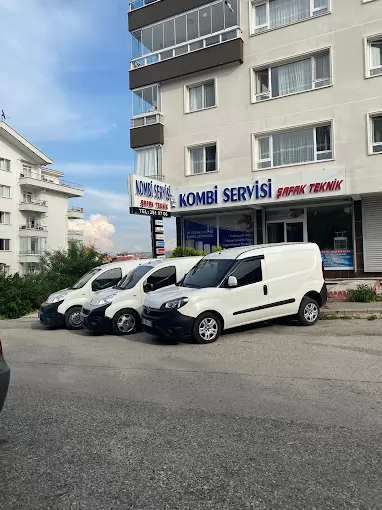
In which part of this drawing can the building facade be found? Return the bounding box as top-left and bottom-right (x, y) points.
(128, 0), (382, 277)
(0, 122), (84, 275)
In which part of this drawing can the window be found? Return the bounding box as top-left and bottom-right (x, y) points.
(230, 259), (262, 287)
(131, 0), (239, 66)
(132, 84), (160, 127)
(256, 123), (332, 169)
(92, 268), (123, 291)
(23, 192), (33, 203)
(255, 51), (330, 101)
(188, 81), (216, 112)
(134, 146), (162, 180)
(184, 218), (218, 253)
(189, 144), (217, 174)
(1, 265), (10, 276)
(0, 185), (10, 198)
(20, 236), (46, 254)
(146, 266), (176, 290)
(0, 158), (10, 172)
(252, 0), (329, 34)
(368, 38), (382, 77)
(0, 239), (10, 251)
(371, 115), (382, 153)
(26, 217), (39, 229)
(0, 211), (10, 225)
(22, 164), (33, 177)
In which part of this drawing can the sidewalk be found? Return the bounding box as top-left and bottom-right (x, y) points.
(322, 301), (382, 318)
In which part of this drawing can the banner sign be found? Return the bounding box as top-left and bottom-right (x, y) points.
(321, 249), (354, 270)
(172, 168), (346, 213)
(128, 174), (172, 217)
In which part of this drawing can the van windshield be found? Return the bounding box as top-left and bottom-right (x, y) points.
(117, 265), (152, 290)
(71, 267), (103, 289)
(180, 259), (236, 288)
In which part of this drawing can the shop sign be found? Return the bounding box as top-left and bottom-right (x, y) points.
(172, 168), (346, 212)
(321, 249), (354, 270)
(128, 174), (172, 217)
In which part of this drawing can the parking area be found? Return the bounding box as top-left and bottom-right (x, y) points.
(1, 318), (382, 509)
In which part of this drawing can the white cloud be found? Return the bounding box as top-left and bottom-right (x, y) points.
(165, 238), (177, 252)
(69, 214), (116, 253)
(0, 0), (111, 141)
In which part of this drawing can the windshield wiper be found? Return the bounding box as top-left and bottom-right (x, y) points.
(183, 283), (202, 288)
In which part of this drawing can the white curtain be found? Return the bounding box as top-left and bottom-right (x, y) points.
(189, 86), (203, 111)
(255, 3), (267, 26)
(272, 58), (312, 97)
(371, 42), (382, 69)
(270, 0), (310, 29)
(135, 147), (158, 177)
(190, 147), (204, 174)
(273, 128), (314, 167)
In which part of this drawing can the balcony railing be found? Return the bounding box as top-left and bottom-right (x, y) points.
(131, 28), (240, 69)
(19, 251), (44, 255)
(20, 199), (47, 207)
(68, 207), (84, 213)
(20, 171), (84, 191)
(131, 113), (163, 128)
(130, 0), (160, 10)
(68, 229), (84, 235)
(19, 225), (47, 231)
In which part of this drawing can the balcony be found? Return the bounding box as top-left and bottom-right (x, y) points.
(19, 251), (44, 263)
(68, 207), (84, 220)
(19, 199), (47, 213)
(68, 230), (84, 242)
(19, 225), (48, 237)
(128, 0), (214, 32)
(129, 0), (243, 89)
(131, 84), (164, 148)
(19, 171), (84, 198)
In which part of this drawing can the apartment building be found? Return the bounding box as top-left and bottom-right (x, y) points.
(128, 0), (382, 277)
(0, 122), (84, 275)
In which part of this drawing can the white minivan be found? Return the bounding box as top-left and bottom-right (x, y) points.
(141, 243), (327, 344)
(39, 260), (143, 330)
(80, 257), (202, 335)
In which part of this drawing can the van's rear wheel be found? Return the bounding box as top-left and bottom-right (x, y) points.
(193, 312), (221, 344)
(298, 297), (319, 326)
(112, 309), (140, 335)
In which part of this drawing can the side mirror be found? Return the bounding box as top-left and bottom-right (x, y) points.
(227, 276), (238, 288)
(143, 282), (154, 293)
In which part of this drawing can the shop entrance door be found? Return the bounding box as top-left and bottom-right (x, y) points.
(267, 221), (304, 243)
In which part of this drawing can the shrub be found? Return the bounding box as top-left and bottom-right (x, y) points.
(212, 246), (223, 252)
(347, 284), (377, 303)
(171, 246), (205, 258)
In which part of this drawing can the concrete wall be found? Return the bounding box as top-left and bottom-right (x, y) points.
(160, 0), (382, 196)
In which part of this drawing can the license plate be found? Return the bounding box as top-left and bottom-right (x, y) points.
(142, 318), (153, 327)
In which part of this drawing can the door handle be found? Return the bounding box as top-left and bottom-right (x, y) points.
(263, 285), (268, 296)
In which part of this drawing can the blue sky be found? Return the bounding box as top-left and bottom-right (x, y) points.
(0, 0), (176, 253)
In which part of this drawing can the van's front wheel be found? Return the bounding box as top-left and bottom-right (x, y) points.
(298, 297), (319, 326)
(112, 309), (140, 335)
(193, 312), (221, 344)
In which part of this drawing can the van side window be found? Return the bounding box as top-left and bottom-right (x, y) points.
(92, 268), (122, 291)
(231, 259), (262, 287)
(147, 266), (176, 291)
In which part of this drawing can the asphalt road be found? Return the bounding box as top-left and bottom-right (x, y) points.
(0, 318), (381, 509)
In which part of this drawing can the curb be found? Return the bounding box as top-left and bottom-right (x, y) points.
(321, 310), (382, 320)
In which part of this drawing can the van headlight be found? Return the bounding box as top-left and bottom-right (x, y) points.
(98, 294), (116, 306)
(162, 297), (189, 310)
(47, 291), (69, 304)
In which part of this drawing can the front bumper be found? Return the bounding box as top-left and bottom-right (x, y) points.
(0, 360), (10, 413)
(80, 304), (111, 333)
(39, 301), (64, 328)
(141, 307), (195, 340)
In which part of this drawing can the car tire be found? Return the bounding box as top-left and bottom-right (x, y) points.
(193, 312), (222, 344)
(64, 306), (83, 330)
(112, 309), (140, 336)
(297, 297), (320, 326)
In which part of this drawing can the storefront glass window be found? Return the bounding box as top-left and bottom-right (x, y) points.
(219, 213), (254, 249)
(184, 217), (217, 254)
(307, 204), (354, 270)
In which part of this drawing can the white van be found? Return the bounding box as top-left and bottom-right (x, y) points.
(39, 260), (143, 330)
(80, 257), (202, 335)
(141, 243), (327, 344)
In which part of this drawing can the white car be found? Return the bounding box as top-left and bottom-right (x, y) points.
(80, 257), (202, 335)
(141, 243), (327, 344)
(39, 260), (143, 329)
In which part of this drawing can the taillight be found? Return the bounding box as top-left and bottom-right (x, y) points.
(0, 340), (3, 358)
